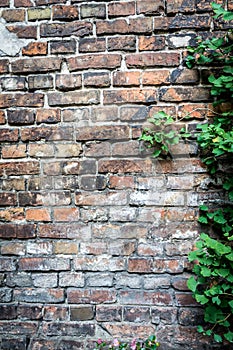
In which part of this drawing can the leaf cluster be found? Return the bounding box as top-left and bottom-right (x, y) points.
(139, 111), (190, 158)
(93, 335), (159, 350)
(186, 2), (233, 344)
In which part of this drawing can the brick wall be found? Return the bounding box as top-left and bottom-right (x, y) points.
(0, 1), (229, 349)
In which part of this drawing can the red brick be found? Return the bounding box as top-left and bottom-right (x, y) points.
(7, 25), (37, 39)
(128, 258), (153, 273)
(40, 21), (92, 37)
(2, 9), (25, 22)
(67, 289), (116, 304)
(0, 93), (44, 108)
(142, 70), (170, 85)
(126, 52), (180, 68)
(22, 42), (47, 56)
(99, 159), (152, 174)
(43, 305), (68, 321)
(136, 0), (164, 14)
(36, 108), (61, 124)
(0, 161), (39, 176)
(36, 0), (66, 4)
(68, 54), (121, 71)
(129, 17), (153, 33)
(108, 1), (135, 17)
(170, 68), (199, 84)
(11, 57), (61, 74)
(0, 224), (36, 239)
(0, 193), (17, 207)
(113, 71), (140, 87)
(0, 111), (6, 125)
(178, 103), (208, 120)
(0, 128), (19, 142)
(108, 35), (136, 52)
(26, 208), (51, 222)
(0, 321), (37, 335)
(0, 0), (10, 6)
(2, 144), (27, 159)
(54, 242), (79, 255)
(0, 59), (9, 73)
(109, 175), (135, 189)
(96, 305), (122, 321)
(175, 293), (198, 306)
(52, 5), (79, 21)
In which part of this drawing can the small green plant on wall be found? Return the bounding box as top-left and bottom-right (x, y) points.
(140, 2), (233, 344)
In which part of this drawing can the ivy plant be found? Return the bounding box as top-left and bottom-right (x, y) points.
(186, 2), (233, 344)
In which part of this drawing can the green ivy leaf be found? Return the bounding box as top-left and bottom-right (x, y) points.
(196, 294), (209, 304)
(214, 334), (222, 343)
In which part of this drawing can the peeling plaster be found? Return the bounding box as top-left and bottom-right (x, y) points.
(0, 19), (30, 57)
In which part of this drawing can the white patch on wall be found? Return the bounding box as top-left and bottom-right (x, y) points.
(0, 20), (30, 56)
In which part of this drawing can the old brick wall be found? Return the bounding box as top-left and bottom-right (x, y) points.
(0, 1), (230, 349)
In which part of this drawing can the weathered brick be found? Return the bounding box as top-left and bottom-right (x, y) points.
(0, 257), (16, 271)
(28, 75), (53, 90)
(50, 40), (76, 54)
(17, 305), (43, 320)
(0, 0), (10, 6)
(76, 125), (130, 141)
(21, 126), (73, 141)
(167, 0), (195, 13)
(38, 223), (91, 240)
(28, 8), (51, 21)
(91, 106), (118, 122)
(2, 9), (25, 22)
(108, 35), (136, 51)
(104, 323), (155, 339)
(67, 288), (116, 304)
(84, 141), (111, 157)
(136, 0), (164, 15)
(54, 144), (82, 157)
(99, 159), (152, 174)
(0, 161), (39, 176)
(48, 90), (100, 106)
(79, 37), (106, 53)
(19, 191), (71, 207)
(0, 208), (24, 222)
(75, 191), (128, 206)
(42, 322), (95, 337)
(74, 256), (125, 272)
(96, 305), (122, 321)
(55, 73), (82, 90)
(142, 70), (170, 85)
(139, 36), (166, 51)
(43, 305), (68, 321)
(108, 1), (135, 17)
(0, 321), (37, 335)
(86, 272), (113, 287)
(59, 272), (84, 286)
(52, 5), (79, 21)
(0, 305), (17, 319)
(14, 288), (65, 303)
(170, 15), (211, 29)
(0, 59), (9, 74)
(123, 306), (150, 322)
(15, 0), (34, 7)
(119, 290), (172, 305)
(126, 52), (180, 68)
(7, 25), (37, 39)
(28, 144), (54, 158)
(0, 224), (36, 239)
(0, 128), (18, 142)
(1, 144), (27, 159)
(159, 87), (210, 102)
(36, 108), (61, 124)
(0, 111), (6, 124)
(109, 175), (135, 189)
(11, 58), (61, 74)
(103, 88), (157, 104)
(40, 21), (92, 37)
(19, 257), (70, 271)
(7, 109), (35, 125)
(92, 223), (147, 240)
(0, 93), (44, 108)
(2, 178), (25, 191)
(1, 76), (26, 91)
(83, 72), (110, 87)
(167, 33), (196, 49)
(170, 68), (199, 84)
(80, 3), (106, 18)
(27, 242), (53, 256)
(68, 54), (121, 71)
(113, 71), (140, 87)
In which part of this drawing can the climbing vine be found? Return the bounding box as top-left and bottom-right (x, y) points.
(140, 2), (233, 344)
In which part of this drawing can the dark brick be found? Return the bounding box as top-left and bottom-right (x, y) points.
(68, 54), (121, 71)
(50, 40), (76, 54)
(0, 162), (39, 176)
(21, 126), (73, 141)
(108, 1), (135, 17)
(83, 72), (110, 87)
(0, 76), (26, 91)
(0, 337), (28, 350)
(167, 0), (195, 13)
(7, 109), (35, 125)
(108, 36), (136, 52)
(28, 75), (53, 90)
(41, 322), (95, 337)
(40, 21), (92, 37)
(14, 288), (65, 303)
(0, 224), (36, 239)
(70, 306), (94, 321)
(0, 59), (9, 74)
(159, 87), (210, 102)
(0, 93), (44, 108)
(11, 58), (62, 74)
(2, 9), (25, 22)
(55, 73), (82, 91)
(6, 25), (37, 39)
(136, 0), (164, 15)
(52, 5), (79, 21)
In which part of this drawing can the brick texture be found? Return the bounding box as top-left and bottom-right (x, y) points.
(0, 1), (221, 349)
